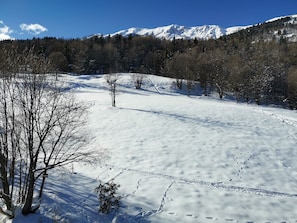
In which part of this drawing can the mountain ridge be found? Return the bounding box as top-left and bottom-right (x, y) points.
(90, 14), (297, 41)
(111, 24), (231, 40)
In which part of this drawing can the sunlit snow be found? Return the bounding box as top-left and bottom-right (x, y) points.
(3, 73), (297, 223)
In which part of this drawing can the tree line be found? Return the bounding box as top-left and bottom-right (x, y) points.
(1, 17), (297, 108)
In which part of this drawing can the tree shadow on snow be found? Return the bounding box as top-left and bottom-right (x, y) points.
(17, 169), (152, 223)
(122, 107), (236, 130)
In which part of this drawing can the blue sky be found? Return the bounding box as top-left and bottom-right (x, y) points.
(0, 0), (296, 40)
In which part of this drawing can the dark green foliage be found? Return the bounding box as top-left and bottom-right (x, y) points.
(95, 181), (121, 214)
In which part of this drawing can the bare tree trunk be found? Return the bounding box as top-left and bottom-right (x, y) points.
(203, 83), (208, 96)
(0, 154), (12, 213)
(22, 165), (36, 215)
(106, 74), (118, 107)
(111, 83), (116, 107)
(38, 173), (47, 200)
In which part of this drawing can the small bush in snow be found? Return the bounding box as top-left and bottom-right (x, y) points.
(132, 73), (145, 89)
(95, 181), (120, 214)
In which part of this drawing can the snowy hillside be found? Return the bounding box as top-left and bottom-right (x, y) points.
(265, 14), (297, 23)
(3, 73), (297, 223)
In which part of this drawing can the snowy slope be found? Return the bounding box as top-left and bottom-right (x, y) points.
(3, 73), (297, 223)
(265, 14), (297, 23)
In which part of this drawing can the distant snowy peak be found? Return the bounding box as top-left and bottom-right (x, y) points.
(106, 23), (253, 40)
(110, 24), (229, 40)
(91, 14), (297, 41)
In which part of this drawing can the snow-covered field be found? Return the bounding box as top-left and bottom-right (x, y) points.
(4, 73), (297, 222)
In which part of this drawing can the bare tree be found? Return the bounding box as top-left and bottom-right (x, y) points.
(19, 75), (91, 215)
(132, 73), (145, 89)
(105, 73), (118, 107)
(48, 51), (68, 80)
(164, 53), (185, 90)
(287, 66), (297, 109)
(0, 47), (92, 217)
(0, 46), (22, 218)
(0, 76), (20, 218)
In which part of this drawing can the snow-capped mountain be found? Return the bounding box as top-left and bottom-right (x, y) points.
(107, 24), (247, 40)
(112, 24), (222, 40)
(90, 14), (297, 41)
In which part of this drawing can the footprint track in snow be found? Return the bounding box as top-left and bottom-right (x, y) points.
(106, 165), (297, 198)
(231, 148), (266, 183)
(157, 181), (175, 213)
(256, 109), (297, 127)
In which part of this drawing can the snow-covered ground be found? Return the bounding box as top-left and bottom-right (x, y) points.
(3, 73), (297, 222)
